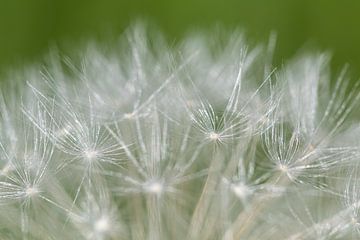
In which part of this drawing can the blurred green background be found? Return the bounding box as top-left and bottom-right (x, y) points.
(1, 0), (360, 78)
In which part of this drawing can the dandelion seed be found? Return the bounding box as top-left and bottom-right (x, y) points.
(83, 149), (99, 162)
(278, 164), (289, 173)
(25, 185), (39, 198)
(208, 132), (220, 141)
(94, 215), (110, 233)
(230, 182), (252, 199)
(144, 180), (164, 195)
(123, 112), (136, 120)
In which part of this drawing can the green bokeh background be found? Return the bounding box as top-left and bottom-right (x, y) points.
(1, 0), (360, 78)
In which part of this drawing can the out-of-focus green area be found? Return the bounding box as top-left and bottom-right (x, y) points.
(1, 0), (360, 78)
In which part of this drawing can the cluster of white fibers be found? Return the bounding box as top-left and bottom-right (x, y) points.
(1, 24), (360, 240)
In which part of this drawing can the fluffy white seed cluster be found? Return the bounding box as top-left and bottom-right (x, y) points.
(0, 25), (360, 240)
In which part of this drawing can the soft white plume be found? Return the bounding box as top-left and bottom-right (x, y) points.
(0, 24), (359, 239)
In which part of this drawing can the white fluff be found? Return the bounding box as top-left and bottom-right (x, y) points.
(0, 24), (359, 239)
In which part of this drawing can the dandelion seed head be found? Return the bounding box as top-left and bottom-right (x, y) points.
(25, 185), (39, 198)
(144, 180), (164, 194)
(208, 131), (220, 141)
(94, 215), (110, 233)
(83, 149), (99, 161)
(231, 182), (252, 199)
(124, 112), (136, 119)
(278, 164), (288, 173)
(0, 23), (358, 240)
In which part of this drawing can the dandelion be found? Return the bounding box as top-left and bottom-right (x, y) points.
(0, 23), (359, 239)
